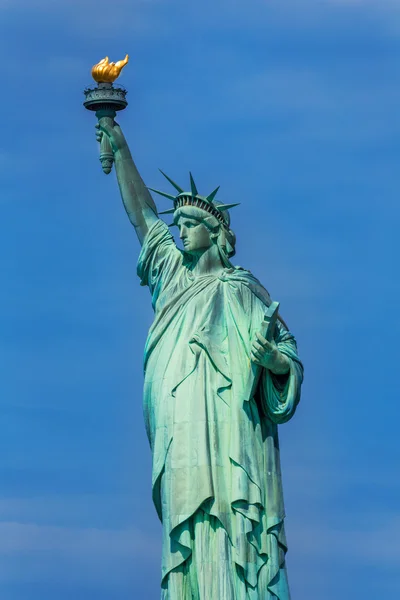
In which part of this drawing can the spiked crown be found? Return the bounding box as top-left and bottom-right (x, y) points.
(148, 171), (239, 228)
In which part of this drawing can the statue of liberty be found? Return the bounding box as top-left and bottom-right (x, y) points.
(95, 118), (303, 599)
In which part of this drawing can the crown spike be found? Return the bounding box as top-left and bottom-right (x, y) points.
(159, 169), (184, 193)
(206, 186), (220, 203)
(189, 172), (198, 197)
(158, 208), (176, 215)
(147, 187), (177, 201)
(217, 202), (240, 212)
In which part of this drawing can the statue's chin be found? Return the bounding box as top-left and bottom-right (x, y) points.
(183, 246), (210, 256)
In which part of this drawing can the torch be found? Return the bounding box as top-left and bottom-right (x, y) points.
(83, 55), (129, 174)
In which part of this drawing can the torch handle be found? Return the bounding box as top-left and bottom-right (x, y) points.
(96, 111), (116, 175)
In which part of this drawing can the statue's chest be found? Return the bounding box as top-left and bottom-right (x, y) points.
(170, 281), (236, 351)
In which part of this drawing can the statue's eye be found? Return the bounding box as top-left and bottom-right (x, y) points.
(186, 222), (197, 229)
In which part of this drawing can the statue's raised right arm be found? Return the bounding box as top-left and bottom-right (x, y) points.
(96, 120), (158, 245)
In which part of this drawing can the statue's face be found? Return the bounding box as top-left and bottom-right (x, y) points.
(177, 216), (213, 254)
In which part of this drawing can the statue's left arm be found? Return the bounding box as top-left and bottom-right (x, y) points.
(252, 321), (304, 424)
(250, 328), (291, 375)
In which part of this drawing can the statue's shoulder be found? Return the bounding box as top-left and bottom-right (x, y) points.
(138, 219), (183, 289)
(227, 266), (272, 306)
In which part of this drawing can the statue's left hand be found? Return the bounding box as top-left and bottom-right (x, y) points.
(250, 332), (290, 375)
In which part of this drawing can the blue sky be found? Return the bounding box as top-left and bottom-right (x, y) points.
(0, 0), (399, 598)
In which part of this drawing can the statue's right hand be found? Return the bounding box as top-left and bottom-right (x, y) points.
(95, 121), (129, 156)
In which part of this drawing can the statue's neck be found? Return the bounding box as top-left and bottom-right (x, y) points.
(188, 244), (224, 277)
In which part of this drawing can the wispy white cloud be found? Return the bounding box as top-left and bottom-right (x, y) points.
(0, 0), (171, 36)
(169, 0), (400, 35)
(0, 494), (135, 526)
(0, 0), (162, 9)
(288, 513), (400, 599)
(2, 0), (400, 32)
(188, 65), (400, 145)
(0, 521), (155, 556)
(0, 521), (158, 583)
(290, 514), (400, 566)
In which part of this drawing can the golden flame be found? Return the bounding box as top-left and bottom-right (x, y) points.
(91, 54), (129, 83)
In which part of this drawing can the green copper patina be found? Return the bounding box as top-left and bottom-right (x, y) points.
(88, 98), (303, 598)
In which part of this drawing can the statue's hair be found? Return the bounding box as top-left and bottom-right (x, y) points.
(173, 205), (236, 259)
(173, 205), (220, 230)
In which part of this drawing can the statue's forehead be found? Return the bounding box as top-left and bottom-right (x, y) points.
(175, 207), (206, 223)
(176, 214), (200, 223)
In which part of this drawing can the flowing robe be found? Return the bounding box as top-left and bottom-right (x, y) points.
(137, 220), (303, 599)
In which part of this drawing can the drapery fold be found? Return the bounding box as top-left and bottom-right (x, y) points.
(137, 220), (303, 599)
